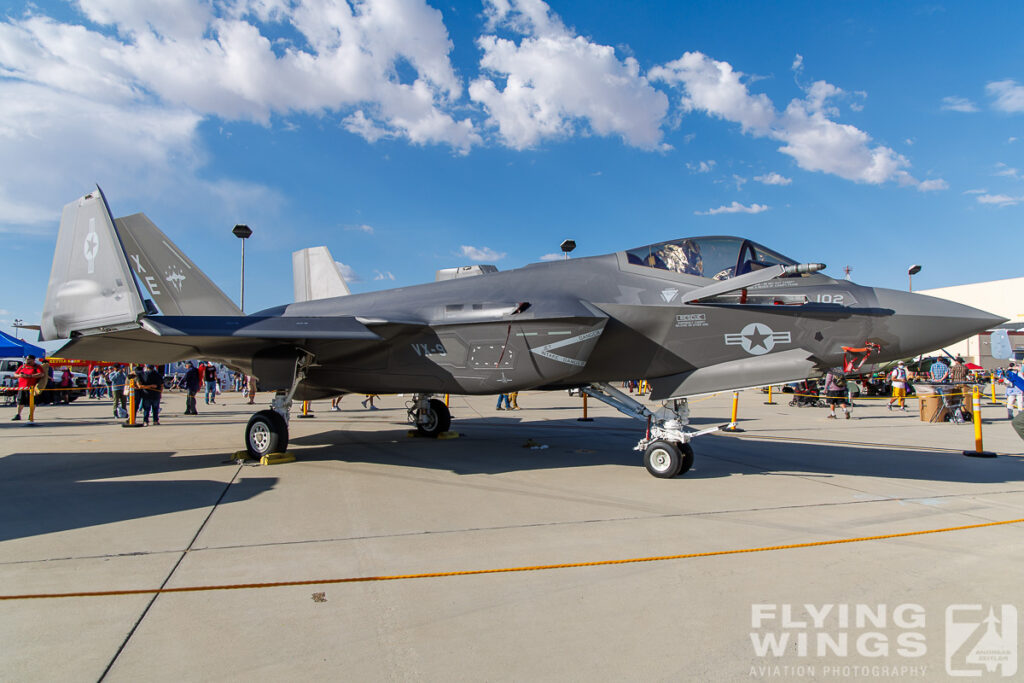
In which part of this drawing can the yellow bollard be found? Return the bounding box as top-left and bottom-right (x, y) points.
(122, 371), (142, 428)
(723, 391), (744, 432)
(989, 373), (999, 405)
(444, 393), (450, 407)
(764, 385), (776, 405)
(297, 399), (315, 418)
(28, 387), (35, 423)
(578, 391), (593, 422)
(963, 386), (995, 457)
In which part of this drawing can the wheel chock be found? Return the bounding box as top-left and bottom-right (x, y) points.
(260, 452), (296, 465)
(438, 431), (459, 440)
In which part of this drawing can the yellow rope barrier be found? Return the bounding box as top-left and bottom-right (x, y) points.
(2, 516), (1020, 601)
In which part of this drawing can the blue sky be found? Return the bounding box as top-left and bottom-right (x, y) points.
(1, 0), (1021, 350)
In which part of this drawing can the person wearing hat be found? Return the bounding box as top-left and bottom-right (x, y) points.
(11, 355), (44, 421)
(887, 361), (910, 412)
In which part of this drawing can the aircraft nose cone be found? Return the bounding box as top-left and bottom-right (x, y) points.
(871, 288), (1007, 360)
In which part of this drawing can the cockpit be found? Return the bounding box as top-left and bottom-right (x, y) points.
(625, 236), (799, 280)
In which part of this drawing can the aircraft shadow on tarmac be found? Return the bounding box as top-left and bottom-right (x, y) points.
(287, 415), (1024, 483)
(0, 450), (276, 542)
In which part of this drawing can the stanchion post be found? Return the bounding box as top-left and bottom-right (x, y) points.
(298, 399), (315, 418)
(988, 373), (999, 405)
(723, 390), (744, 432)
(122, 367), (142, 428)
(444, 393), (450, 407)
(577, 391), (593, 422)
(764, 385), (776, 405)
(963, 386), (996, 457)
(28, 387), (35, 423)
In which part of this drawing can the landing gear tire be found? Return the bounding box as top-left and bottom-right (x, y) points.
(416, 399), (451, 438)
(644, 440), (684, 478)
(677, 442), (694, 475)
(246, 409), (289, 458)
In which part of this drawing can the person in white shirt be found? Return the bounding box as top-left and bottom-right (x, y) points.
(887, 361), (909, 411)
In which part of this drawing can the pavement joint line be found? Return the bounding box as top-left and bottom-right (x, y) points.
(4, 516), (1022, 602)
(5, 488), (1024, 567)
(97, 462), (244, 682)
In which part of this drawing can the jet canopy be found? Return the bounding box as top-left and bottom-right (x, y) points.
(625, 236), (799, 280)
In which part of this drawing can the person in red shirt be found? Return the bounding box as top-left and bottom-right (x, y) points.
(12, 355), (44, 421)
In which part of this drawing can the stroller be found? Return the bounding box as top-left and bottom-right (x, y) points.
(789, 379), (825, 407)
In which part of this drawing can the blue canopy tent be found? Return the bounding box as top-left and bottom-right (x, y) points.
(0, 329), (45, 358)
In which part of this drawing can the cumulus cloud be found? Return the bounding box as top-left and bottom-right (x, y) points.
(0, 0), (484, 230)
(976, 193), (1022, 207)
(460, 245), (506, 261)
(987, 80), (1024, 113)
(941, 96), (979, 113)
(539, 253), (563, 261)
(469, 0), (669, 150)
(754, 172), (791, 185)
(916, 179), (948, 192)
(335, 261), (361, 283)
(373, 269), (396, 280)
(687, 160), (716, 173)
(650, 52), (937, 189)
(694, 201), (769, 216)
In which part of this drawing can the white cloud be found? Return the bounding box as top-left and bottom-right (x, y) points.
(686, 160), (716, 173)
(694, 201), (769, 216)
(0, 0), (488, 231)
(941, 96), (979, 113)
(460, 245), (506, 261)
(539, 253), (562, 261)
(754, 172), (791, 186)
(345, 223), (375, 234)
(987, 80), (1024, 113)
(469, 0), (669, 150)
(335, 261), (361, 282)
(651, 52), (937, 189)
(995, 163), (1021, 180)
(373, 269), (396, 280)
(976, 193), (1022, 207)
(963, 188), (987, 195)
(916, 178), (948, 192)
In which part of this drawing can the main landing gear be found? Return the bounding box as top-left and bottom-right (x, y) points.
(244, 354), (312, 459)
(245, 392), (293, 459)
(407, 394), (451, 437)
(581, 383), (719, 478)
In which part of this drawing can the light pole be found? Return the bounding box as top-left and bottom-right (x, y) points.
(232, 224), (252, 313)
(908, 264), (922, 292)
(560, 239), (576, 261)
(13, 318), (22, 340)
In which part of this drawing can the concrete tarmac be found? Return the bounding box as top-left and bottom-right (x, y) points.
(2, 388), (1023, 681)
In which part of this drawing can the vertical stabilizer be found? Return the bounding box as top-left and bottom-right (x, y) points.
(292, 246), (351, 302)
(116, 213), (243, 316)
(41, 188), (149, 340)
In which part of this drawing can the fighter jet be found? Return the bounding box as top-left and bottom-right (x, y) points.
(40, 188), (1005, 477)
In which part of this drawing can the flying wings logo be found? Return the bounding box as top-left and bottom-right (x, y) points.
(946, 605), (1018, 677)
(724, 323), (791, 356)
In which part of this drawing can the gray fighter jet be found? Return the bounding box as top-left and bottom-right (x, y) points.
(40, 188), (1005, 477)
